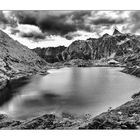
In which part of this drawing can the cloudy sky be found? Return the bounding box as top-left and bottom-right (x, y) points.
(0, 10), (140, 48)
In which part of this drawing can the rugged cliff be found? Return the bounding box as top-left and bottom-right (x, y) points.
(32, 46), (66, 63)
(87, 30), (140, 61)
(62, 29), (138, 62)
(33, 29), (140, 65)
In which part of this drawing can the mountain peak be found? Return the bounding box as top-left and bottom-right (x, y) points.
(102, 33), (110, 38)
(113, 28), (122, 35)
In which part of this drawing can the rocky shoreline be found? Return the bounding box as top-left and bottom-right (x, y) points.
(80, 94), (140, 129)
(122, 66), (140, 78)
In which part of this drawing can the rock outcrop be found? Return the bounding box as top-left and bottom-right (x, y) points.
(113, 28), (122, 35)
(32, 46), (66, 63)
(62, 40), (93, 61)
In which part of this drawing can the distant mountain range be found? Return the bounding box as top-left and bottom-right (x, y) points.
(32, 28), (140, 68)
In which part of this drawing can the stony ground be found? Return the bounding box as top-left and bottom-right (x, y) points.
(0, 112), (91, 130)
(122, 66), (140, 78)
(80, 97), (140, 129)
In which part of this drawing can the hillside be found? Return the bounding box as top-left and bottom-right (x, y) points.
(0, 29), (47, 81)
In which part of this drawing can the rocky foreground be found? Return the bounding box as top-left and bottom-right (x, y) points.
(0, 91), (140, 129)
(80, 96), (140, 129)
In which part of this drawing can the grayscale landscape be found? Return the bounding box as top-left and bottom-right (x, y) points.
(0, 11), (140, 129)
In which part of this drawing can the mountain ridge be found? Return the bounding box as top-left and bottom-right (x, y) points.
(33, 29), (140, 67)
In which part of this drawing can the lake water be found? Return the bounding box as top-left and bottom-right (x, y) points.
(1, 67), (140, 120)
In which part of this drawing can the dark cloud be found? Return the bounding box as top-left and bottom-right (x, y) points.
(11, 10), (129, 39)
(64, 32), (81, 40)
(10, 28), (20, 35)
(11, 11), (92, 37)
(0, 11), (136, 42)
(13, 11), (38, 25)
(64, 34), (75, 40)
(92, 18), (125, 25)
(20, 31), (46, 41)
(38, 15), (77, 35)
(10, 27), (46, 41)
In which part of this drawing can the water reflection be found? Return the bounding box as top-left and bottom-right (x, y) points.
(1, 67), (140, 120)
